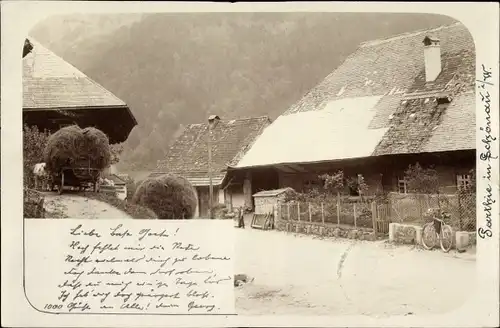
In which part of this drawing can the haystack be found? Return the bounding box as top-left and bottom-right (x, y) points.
(132, 174), (197, 220)
(43, 125), (111, 173)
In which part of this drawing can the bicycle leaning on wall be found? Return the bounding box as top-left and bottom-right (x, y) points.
(421, 208), (453, 253)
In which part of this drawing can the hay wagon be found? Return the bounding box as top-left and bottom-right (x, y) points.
(51, 158), (102, 195)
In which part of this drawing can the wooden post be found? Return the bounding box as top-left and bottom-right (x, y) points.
(297, 202), (301, 222)
(371, 201), (377, 232)
(353, 203), (357, 228)
(336, 194), (341, 226)
(321, 203), (325, 224)
(243, 172), (253, 211)
(287, 203), (290, 221)
(457, 192), (464, 230)
(308, 203), (312, 222)
(208, 124), (214, 219)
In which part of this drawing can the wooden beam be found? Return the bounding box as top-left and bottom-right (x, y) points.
(275, 164), (297, 173)
(287, 163), (307, 172)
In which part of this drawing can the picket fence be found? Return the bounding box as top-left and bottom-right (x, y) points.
(278, 200), (391, 233)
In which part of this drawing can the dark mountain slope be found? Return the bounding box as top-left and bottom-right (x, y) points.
(30, 13), (456, 171)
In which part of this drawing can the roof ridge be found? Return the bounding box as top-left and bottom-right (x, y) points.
(219, 115), (270, 122)
(359, 22), (461, 48)
(185, 115), (270, 127)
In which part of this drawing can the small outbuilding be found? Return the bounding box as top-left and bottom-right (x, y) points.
(110, 174), (128, 200)
(252, 187), (294, 217)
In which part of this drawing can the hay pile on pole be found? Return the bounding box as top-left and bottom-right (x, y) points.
(132, 174), (197, 220)
(43, 125), (111, 173)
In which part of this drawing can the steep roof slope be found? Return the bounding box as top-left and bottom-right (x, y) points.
(151, 116), (270, 185)
(23, 38), (127, 110)
(236, 22), (475, 168)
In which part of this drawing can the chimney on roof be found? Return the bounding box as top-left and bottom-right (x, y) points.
(208, 115), (220, 128)
(208, 115), (220, 121)
(422, 36), (442, 82)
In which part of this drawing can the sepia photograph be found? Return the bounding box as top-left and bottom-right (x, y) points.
(4, 2), (496, 325)
(19, 11), (480, 316)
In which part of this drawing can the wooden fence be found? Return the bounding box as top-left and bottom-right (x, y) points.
(278, 200), (391, 233)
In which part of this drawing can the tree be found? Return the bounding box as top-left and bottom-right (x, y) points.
(404, 162), (441, 214)
(346, 174), (368, 197)
(110, 143), (124, 165)
(23, 124), (50, 187)
(404, 162), (439, 194)
(319, 170), (344, 197)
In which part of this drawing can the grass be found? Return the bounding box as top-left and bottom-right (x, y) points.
(81, 191), (158, 220)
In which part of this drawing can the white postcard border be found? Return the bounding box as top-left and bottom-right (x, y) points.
(1, 1), (498, 327)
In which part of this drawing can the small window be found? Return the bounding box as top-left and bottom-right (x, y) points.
(397, 177), (407, 194)
(457, 174), (472, 190)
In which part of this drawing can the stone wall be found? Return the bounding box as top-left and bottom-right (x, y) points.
(389, 222), (477, 249)
(275, 217), (378, 241)
(389, 223), (423, 245)
(455, 231), (477, 249)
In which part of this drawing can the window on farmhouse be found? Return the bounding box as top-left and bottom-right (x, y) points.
(397, 177), (407, 194)
(457, 174), (472, 190)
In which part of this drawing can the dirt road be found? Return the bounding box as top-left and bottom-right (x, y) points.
(43, 193), (133, 219)
(235, 228), (476, 316)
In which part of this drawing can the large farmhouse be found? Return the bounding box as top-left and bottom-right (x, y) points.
(230, 22), (475, 206)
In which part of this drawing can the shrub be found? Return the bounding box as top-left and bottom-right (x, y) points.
(319, 170), (344, 195)
(131, 174), (197, 220)
(346, 174), (368, 197)
(127, 179), (143, 201)
(110, 143), (124, 165)
(284, 188), (328, 203)
(213, 203), (227, 219)
(404, 162), (439, 194)
(23, 124), (50, 187)
(23, 188), (45, 218)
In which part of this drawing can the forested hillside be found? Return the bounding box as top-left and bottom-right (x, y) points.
(29, 13), (456, 172)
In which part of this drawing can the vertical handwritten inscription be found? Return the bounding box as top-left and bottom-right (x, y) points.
(477, 64), (497, 239)
(24, 220), (235, 314)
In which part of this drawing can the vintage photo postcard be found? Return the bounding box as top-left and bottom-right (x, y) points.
(1, 1), (499, 327)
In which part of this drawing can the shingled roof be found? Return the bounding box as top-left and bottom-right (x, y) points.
(22, 37), (138, 143)
(236, 22), (475, 168)
(150, 116), (271, 186)
(23, 38), (128, 110)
